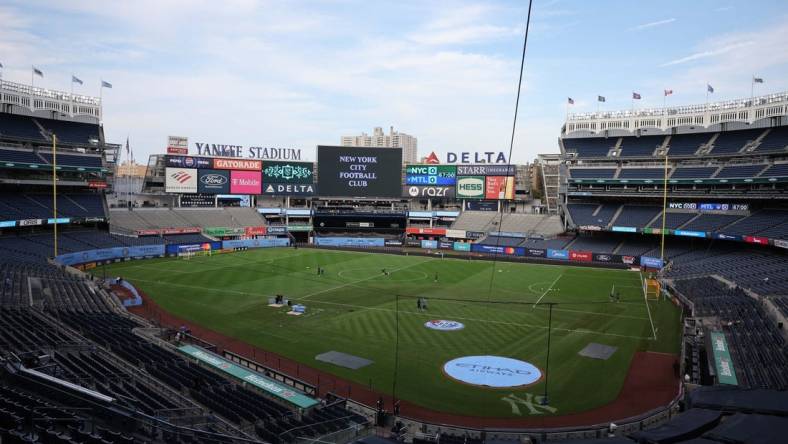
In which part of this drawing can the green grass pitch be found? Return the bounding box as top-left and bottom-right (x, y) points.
(102, 248), (681, 418)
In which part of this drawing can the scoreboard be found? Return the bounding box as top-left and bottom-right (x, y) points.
(405, 165), (456, 186)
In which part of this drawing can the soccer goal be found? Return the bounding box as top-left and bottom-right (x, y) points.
(644, 278), (661, 300)
(179, 246), (211, 260)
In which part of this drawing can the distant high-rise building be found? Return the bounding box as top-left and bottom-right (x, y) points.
(341, 126), (418, 164)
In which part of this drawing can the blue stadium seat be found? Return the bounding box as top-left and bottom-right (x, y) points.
(563, 137), (616, 158)
(666, 133), (713, 156)
(709, 129), (763, 154)
(569, 168), (617, 179)
(714, 164), (767, 178)
(670, 167), (718, 179)
(618, 135), (664, 157)
(617, 168), (666, 179)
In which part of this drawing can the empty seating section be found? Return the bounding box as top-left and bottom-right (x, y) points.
(35, 116), (101, 145)
(650, 212), (696, 229)
(709, 129), (762, 154)
(162, 233), (213, 244)
(668, 248), (788, 295)
(618, 135), (662, 157)
(759, 163), (788, 177)
(0, 193), (105, 220)
(681, 214), (742, 232)
(110, 208), (265, 231)
(617, 168), (666, 179)
(612, 205), (661, 227)
(562, 137), (615, 158)
(569, 168), (616, 178)
(720, 209), (788, 237)
(714, 164), (766, 178)
(666, 133), (712, 156)
(496, 214), (563, 237)
(753, 126), (788, 152)
(519, 236), (574, 250)
(670, 166), (718, 179)
(0, 113), (45, 140)
(450, 211), (498, 232)
(0, 147), (41, 164)
(673, 277), (787, 390)
(567, 203), (619, 227)
(37, 151), (103, 167)
(481, 236), (521, 247)
(567, 235), (620, 253)
(616, 237), (658, 256)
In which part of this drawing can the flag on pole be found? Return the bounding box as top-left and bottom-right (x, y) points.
(567, 97), (574, 104)
(33, 66), (43, 77)
(707, 84), (714, 93)
(125, 137), (130, 156)
(101, 80), (112, 88)
(664, 89), (673, 96)
(598, 95), (606, 102)
(753, 77), (764, 84)
(0, 62), (4, 68)
(71, 75), (83, 85)
(632, 92), (641, 100)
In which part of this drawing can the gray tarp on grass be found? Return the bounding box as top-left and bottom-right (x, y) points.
(316, 351), (373, 370)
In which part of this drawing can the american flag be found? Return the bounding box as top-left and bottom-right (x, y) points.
(707, 84), (714, 93)
(632, 92), (642, 100)
(664, 89), (673, 96)
(567, 97), (574, 104)
(753, 77), (764, 84)
(598, 95), (606, 102)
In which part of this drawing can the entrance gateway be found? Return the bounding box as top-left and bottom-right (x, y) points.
(443, 355), (542, 388)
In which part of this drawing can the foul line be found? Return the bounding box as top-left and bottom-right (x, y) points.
(640, 272), (658, 340)
(533, 273), (562, 308)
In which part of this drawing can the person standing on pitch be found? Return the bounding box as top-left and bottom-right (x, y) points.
(434, 272), (438, 283)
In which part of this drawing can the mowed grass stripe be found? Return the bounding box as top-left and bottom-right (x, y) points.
(103, 248), (680, 418)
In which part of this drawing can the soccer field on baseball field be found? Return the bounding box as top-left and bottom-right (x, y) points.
(102, 247), (681, 418)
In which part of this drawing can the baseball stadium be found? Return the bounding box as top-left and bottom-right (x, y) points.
(1, 2), (787, 444)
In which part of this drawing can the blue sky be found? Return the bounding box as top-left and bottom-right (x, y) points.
(1, 0), (787, 163)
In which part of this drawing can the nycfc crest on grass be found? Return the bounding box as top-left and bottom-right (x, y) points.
(424, 320), (465, 331)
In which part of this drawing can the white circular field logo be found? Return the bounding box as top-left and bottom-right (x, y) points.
(443, 355), (542, 388)
(424, 320), (465, 331)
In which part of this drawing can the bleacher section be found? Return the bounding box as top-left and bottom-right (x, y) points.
(666, 133), (712, 156)
(612, 205), (661, 228)
(714, 164), (766, 178)
(680, 214), (742, 232)
(562, 137), (616, 158)
(450, 211), (498, 232)
(0, 112), (101, 145)
(566, 235), (620, 253)
(110, 208), (265, 232)
(760, 163), (788, 177)
(0, 193), (105, 220)
(708, 128), (762, 154)
(0, 113), (46, 141)
(617, 168), (666, 179)
(670, 166), (718, 179)
(569, 168), (617, 179)
(618, 135), (662, 157)
(753, 126), (788, 152)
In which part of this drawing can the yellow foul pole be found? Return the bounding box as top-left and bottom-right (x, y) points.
(659, 153), (668, 263)
(53, 134), (58, 257)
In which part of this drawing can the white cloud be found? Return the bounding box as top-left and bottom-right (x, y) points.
(660, 41), (754, 67)
(628, 18), (676, 32)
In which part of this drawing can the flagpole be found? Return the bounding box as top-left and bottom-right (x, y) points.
(750, 76), (754, 100)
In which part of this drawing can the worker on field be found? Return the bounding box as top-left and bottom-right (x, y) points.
(417, 298), (422, 311)
(434, 272), (438, 283)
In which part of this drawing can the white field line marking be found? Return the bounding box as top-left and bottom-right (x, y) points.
(127, 277), (653, 341)
(640, 272), (658, 340)
(298, 258), (431, 301)
(533, 273), (563, 308)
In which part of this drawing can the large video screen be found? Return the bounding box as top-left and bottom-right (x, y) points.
(317, 146), (402, 197)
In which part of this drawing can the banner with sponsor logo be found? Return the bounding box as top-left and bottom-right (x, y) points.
(489, 231), (527, 238)
(0, 221), (16, 228)
(471, 244), (522, 255)
(167, 136), (189, 155)
(485, 176), (515, 200)
(221, 238), (289, 249)
(674, 230), (706, 238)
(405, 227), (447, 236)
(445, 229), (467, 239)
(314, 237), (385, 247)
(262, 183), (315, 195)
(204, 227), (246, 237)
(640, 256), (664, 269)
(710, 332), (738, 385)
(262, 161), (314, 184)
(611, 226), (637, 233)
(165, 167), (198, 193)
(267, 226), (288, 235)
(592, 253), (614, 263)
(214, 158), (262, 171)
(55, 244), (165, 266)
(230, 170), (262, 194)
(163, 227), (202, 235)
(245, 226), (267, 236)
(405, 165), (457, 186)
(465, 231), (485, 239)
(286, 225), (312, 232)
(421, 240), (438, 249)
(405, 238), (421, 247)
(197, 169), (230, 194)
(166, 156), (211, 169)
(403, 185), (455, 198)
(463, 200), (499, 211)
(456, 176), (485, 199)
(620, 255), (638, 266)
(384, 239), (403, 247)
(88, 180), (108, 189)
(547, 249), (569, 260)
(713, 233), (741, 241)
(19, 219), (43, 227)
(48, 218), (70, 224)
(456, 164), (516, 176)
(569, 250), (593, 262)
(453, 242), (471, 251)
(579, 225), (602, 231)
(438, 241), (453, 249)
(743, 235), (769, 245)
(135, 229), (160, 236)
(524, 248), (546, 258)
(773, 239), (788, 249)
